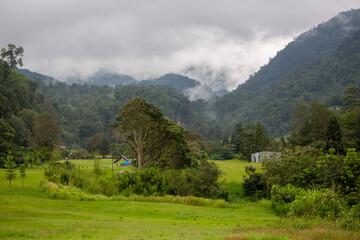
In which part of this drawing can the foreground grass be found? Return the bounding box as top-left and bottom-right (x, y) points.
(0, 166), (277, 239)
(1, 159), (359, 239)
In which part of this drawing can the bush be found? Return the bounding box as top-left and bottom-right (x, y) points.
(242, 166), (266, 200)
(289, 188), (347, 218)
(271, 184), (302, 216)
(271, 184), (348, 219)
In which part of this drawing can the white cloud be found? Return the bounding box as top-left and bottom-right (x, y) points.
(1, 0), (360, 94)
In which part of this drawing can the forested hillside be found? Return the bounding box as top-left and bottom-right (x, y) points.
(215, 9), (360, 136)
(21, 78), (221, 148)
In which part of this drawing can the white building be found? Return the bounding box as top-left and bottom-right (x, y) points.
(251, 151), (281, 163)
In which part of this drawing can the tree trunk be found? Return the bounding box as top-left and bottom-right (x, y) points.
(9, 179), (11, 192)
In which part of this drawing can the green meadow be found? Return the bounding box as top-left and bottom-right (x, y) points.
(211, 160), (261, 183)
(1, 159), (359, 239)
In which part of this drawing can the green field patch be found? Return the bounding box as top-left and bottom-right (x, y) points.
(211, 159), (262, 183)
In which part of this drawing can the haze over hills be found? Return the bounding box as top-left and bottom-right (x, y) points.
(18, 69), (228, 100)
(17, 9), (360, 141)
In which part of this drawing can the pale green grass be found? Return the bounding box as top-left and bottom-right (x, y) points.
(0, 168), (277, 239)
(211, 160), (262, 183)
(1, 160), (358, 239)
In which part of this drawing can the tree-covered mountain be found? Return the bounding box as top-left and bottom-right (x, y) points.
(214, 9), (360, 136)
(20, 77), (221, 148)
(66, 71), (200, 94)
(20, 69), (202, 95)
(138, 73), (200, 93)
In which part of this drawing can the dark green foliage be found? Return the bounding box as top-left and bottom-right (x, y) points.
(343, 84), (360, 110)
(289, 102), (333, 146)
(230, 121), (270, 161)
(0, 45), (60, 162)
(219, 145), (234, 160)
(325, 117), (343, 153)
(242, 166), (266, 200)
(21, 73), (221, 148)
(86, 133), (110, 155)
(341, 110), (360, 150)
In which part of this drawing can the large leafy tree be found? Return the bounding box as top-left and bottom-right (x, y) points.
(113, 97), (191, 169)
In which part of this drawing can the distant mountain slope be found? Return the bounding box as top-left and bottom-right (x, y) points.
(86, 71), (137, 86)
(20, 69), (202, 96)
(138, 73), (200, 93)
(215, 9), (360, 136)
(17, 69), (58, 85)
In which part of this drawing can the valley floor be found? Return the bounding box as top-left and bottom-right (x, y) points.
(0, 160), (359, 239)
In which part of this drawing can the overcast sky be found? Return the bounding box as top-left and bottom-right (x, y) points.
(1, 0), (360, 92)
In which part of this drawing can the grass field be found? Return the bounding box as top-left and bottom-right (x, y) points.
(211, 160), (261, 183)
(1, 159), (359, 239)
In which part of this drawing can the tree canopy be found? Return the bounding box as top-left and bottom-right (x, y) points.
(113, 97), (191, 169)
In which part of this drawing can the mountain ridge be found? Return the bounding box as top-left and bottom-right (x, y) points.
(214, 9), (360, 136)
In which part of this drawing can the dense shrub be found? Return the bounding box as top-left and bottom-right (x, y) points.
(242, 166), (266, 200)
(263, 146), (320, 190)
(271, 184), (302, 216)
(340, 148), (360, 205)
(289, 188), (347, 218)
(263, 147), (360, 206)
(271, 184), (348, 219)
